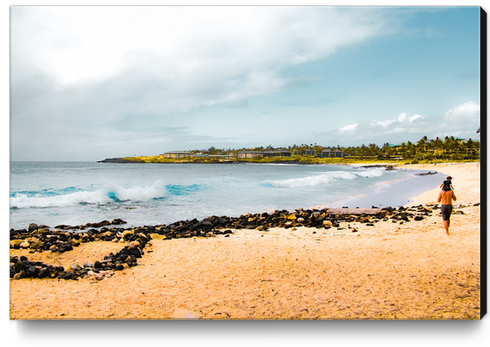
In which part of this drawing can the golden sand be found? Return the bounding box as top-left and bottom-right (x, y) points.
(9, 162), (481, 320)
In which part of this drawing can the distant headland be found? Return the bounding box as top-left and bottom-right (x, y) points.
(97, 135), (480, 165)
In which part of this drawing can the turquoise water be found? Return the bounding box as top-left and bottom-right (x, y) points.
(9, 162), (445, 230)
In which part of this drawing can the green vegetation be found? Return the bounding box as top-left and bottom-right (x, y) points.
(122, 135), (480, 164)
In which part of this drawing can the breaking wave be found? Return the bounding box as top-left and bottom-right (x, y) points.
(10, 180), (205, 208)
(267, 169), (384, 188)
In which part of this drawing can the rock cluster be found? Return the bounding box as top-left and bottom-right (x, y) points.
(10, 204), (440, 280)
(10, 220), (155, 280)
(52, 218), (127, 231)
(151, 204), (436, 234)
(352, 164), (396, 171)
(415, 171), (438, 176)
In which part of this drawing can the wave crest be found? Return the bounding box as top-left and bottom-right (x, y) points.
(10, 180), (205, 208)
(267, 169), (384, 188)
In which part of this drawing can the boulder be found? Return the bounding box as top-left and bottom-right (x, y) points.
(10, 240), (24, 249)
(150, 233), (167, 240)
(29, 239), (45, 250)
(36, 228), (50, 235)
(70, 239), (81, 247)
(71, 263), (83, 271)
(122, 230), (135, 239)
(28, 223), (38, 232)
(37, 268), (49, 279)
(14, 261), (27, 273)
(111, 218), (126, 225)
(26, 265), (39, 277)
(128, 241), (140, 248)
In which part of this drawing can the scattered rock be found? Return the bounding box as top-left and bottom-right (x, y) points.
(10, 240), (24, 249)
(29, 240), (45, 250)
(10, 204), (438, 281)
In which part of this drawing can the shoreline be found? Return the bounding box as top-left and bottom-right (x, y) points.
(399, 162), (480, 206)
(10, 162), (438, 231)
(10, 162), (481, 320)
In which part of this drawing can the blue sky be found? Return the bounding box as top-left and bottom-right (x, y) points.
(10, 5), (481, 161)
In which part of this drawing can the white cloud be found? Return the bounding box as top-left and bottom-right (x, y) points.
(343, 112), (425, 134)
(11, 6), (401, 160)
(443, 101), (480, 122)
(396, 112), (424, 123)
(373, 119), (396, 127)
(11, 6), (391, 115)
(332, 101), (479, 145)
(339, 123), (359, 133)
(408, 114), (424, 123)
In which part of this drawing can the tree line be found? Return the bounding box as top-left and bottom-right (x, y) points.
(195, 135), (480, 163)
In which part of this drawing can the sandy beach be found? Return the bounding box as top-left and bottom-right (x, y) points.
(9, 162), (481, 320)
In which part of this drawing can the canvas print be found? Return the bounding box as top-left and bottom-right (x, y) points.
(10, 6), (483, 320)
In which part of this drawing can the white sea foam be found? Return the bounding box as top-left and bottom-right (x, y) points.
(10, 190), (110, 208)
(10, 180), (169, 208)
(360, 168), (384, 178)
(112, 180), (167, 201)
(267, 169), (384, 188)
(11, 162), (416, 230)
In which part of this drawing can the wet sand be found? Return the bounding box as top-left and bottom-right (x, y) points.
(9, 162), (481, 320)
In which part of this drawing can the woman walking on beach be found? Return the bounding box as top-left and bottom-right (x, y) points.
(437, 188), (457, 236)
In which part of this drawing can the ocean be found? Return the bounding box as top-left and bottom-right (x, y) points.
(9, 161), (446, 230)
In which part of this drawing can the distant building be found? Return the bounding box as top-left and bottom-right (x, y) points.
(333, 148), (344, 157)
(262, 151), (292, 158)
(317, 147), (343, 158)
(304, 149), (316, 156)
(237, 151), (264, 159)
(194, 154), (233, 158)
(238, 150), (292, 159)
(262, 151), (280, 157)
(318, 148), (331, 158)
(163, 151), (195, 159)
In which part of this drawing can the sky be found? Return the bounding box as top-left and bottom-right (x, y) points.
(9, 5), (482, 161)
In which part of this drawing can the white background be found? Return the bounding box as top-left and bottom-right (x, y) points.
(3, 1), (489, 347)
